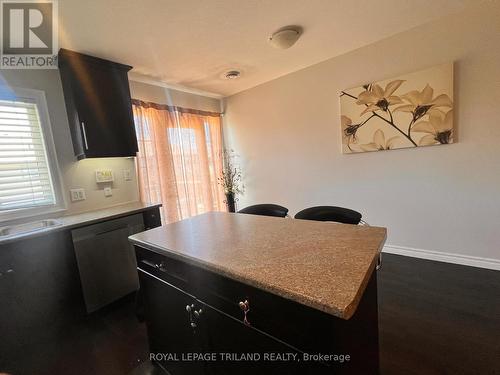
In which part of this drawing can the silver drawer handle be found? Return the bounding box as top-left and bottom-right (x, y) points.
(155, 262), (166, 270)
(239, 299), (251, 326)
(186, 304), (203, 328)
(376, 253), (382, 270)
(140, 259), (166, 271)
(81, 122), (89, 150)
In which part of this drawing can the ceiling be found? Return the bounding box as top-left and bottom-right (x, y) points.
(59, 0), (475, 97)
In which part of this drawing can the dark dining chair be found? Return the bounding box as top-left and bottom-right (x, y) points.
(238, 204), (289, 218)
(294, 206), (365, 225)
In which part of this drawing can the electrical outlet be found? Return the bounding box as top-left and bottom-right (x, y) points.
(70, 188), (86, 202)
(104, 187), (112, 197)
(123, 169), (132, 181)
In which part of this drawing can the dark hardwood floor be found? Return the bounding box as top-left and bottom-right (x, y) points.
(0, 294), (150, 375)
(1, 254), (499, 375)
(378, 254), (500, 375)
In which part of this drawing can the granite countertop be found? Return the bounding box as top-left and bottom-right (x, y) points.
(129, 211), (387, 320)
(0, 202), (161, 245)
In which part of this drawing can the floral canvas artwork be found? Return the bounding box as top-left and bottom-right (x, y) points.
(340, 64), (454, 153)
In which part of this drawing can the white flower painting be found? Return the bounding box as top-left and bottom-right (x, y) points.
(340, 64), (454, 153)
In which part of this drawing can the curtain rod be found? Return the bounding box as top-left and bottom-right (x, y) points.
(131, 99), (222, 118)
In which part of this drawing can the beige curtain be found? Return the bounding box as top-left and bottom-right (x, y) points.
(133, 100), (225, 223)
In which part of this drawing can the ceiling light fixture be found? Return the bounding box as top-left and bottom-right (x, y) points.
(268, 26), (302, 49)
(224, 70), (241, 80)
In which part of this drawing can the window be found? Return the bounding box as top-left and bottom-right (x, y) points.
(133, 101), (224, 224)
(0, 88), (63, 218)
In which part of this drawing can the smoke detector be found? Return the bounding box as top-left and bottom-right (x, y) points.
(268, 26), (302, 49)
(224, 70), (241, 80)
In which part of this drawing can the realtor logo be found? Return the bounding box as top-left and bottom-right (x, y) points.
(1, 0), (58, 68)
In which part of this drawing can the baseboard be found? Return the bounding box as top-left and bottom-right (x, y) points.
(383, 245), (500, 271)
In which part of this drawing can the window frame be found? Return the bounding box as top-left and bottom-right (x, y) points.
(0, 87), (66, 222)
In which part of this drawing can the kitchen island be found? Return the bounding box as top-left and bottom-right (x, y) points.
(129, 212), (387, 375)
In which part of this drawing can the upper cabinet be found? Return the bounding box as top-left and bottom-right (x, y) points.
(58, 49), (138, 159)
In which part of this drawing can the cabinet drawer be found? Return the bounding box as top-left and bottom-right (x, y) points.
(135, 246), (194, 294)
(190, 266), (339, 354)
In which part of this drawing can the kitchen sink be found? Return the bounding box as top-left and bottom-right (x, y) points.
(0, 219), (62, 238)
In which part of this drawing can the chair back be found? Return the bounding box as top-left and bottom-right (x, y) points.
(294, 206), (362, 224)
(238, 204), (289, 218)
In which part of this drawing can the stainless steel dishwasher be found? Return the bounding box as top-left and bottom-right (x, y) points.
(71, 214), (144, 313)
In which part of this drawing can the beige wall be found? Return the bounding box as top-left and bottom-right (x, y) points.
(0, 69), (139, 216)
(129, 80), (221, 112)
(224, 3), (500, 261)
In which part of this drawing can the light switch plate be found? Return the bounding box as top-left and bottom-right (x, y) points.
(104, 187), (112, 197)
(123, 169), (132, 181)
(95, 169), (114, 183)
(70, 188), (86, 202)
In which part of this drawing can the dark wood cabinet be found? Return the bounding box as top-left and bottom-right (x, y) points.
(0, 231), (85, 371)
(199, 298), (312, 375)
(0, 206), (161, 373)
(143, 208), (162, 230)
(139, 268), (307, 375)
(58, 49), (138, 159)
(139, 270), (206, 374)
(135, 245), (379, 375)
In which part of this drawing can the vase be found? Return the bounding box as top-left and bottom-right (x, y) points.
(225, 192), (236, 213)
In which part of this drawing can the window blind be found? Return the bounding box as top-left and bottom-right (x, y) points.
(0, 98), (56, 211)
